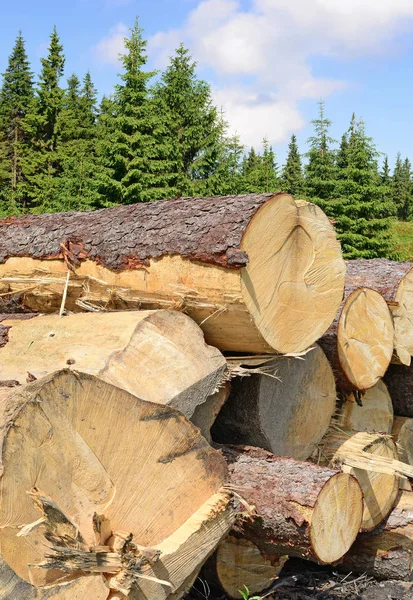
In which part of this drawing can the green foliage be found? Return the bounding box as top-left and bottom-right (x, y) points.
(392, 153), (413, 220)
(332, 114), (395, 258)
(392, 220), (413, 261)
(305, 100), (336, 215)
(281, 134), (304, 197)
(0, 31), (34, 213)
(240, 138), (278, 193)
(238, 585), (261, 600)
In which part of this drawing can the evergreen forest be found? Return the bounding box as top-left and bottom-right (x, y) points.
(0, 18), (411, 259)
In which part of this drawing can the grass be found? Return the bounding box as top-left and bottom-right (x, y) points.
(392, 220), (413, 261)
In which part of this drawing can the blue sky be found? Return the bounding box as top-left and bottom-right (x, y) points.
(2, 0), (413, 168)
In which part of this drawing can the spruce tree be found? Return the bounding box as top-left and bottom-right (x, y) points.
(99, 18), (177, 204)
(336, 134), (349, 172)
(153, 44), (225, 196)
(305, 100), (337, 214)
(392, 153), (412, 220)
(381, 155), (391, 185)
(0, 31), (34, 213)
(56, 72), (107, 210)
(240, 139), (278, 193)
(333, 115), (395, 258)
(281, 134), (304, 196)
(22, 26), (65, 212)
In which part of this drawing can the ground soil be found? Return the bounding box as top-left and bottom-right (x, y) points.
(188, 558), (413, 600)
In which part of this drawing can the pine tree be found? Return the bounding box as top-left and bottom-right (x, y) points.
(0, 31), (34, 213)
(305, 100), (337, 214)
(381, 155), (391, 185)
(336, 134), (349, 172)
(22, 26), (65, 212)
(281, 134), (304, 196)
(153, 44), (226, 196)
(333, 115), (395, 258)
(99, 18), (177, 204)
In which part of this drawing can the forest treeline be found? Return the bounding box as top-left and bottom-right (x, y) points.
(0, 17), (411, 259)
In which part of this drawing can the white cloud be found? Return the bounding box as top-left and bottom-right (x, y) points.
(93, 22), (128, 66)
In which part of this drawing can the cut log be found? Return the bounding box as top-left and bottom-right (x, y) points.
(204, 535), (287, 599)
(318, 287), (394, 393)
(211, 345), (336, 460)
(338, 380), (394, 434)
(0, 310), (226, 420)
(0, 193), (345, 354)
(0, 370), (234, 599)
(393, 417), (413, 465)
(191, 383), (230, 442)
(384, 363), (413, 418)
(342, 491), (413, 580)
(222, 445), (363, 564)
(345, 259), (413, 365)
(318, 430), (401, 531)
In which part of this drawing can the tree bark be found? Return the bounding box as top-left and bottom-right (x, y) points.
(203, 534), (287, 599)
(338, 380), (393, 434)
(384, 363), (413, 418)
(0, 370), (234, 600)
(318, 287), (394, 393)
(191, 383), (230, 442)
(211, 345), (336, 460)
(222, 445), (363, 565)
(317, 430), (401, 531)
(345, 259), (413, 365)
(0, 310), (226, 421)
(342, 491), (413, 580)
(0, 193), (345, 354)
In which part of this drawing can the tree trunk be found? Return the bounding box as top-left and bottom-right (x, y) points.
(203, 534), (287, 599)
(0, 310), (226, 421)
(393, 417), (413, 465)
(318, 287), (394, 393)
(342, 491), (413, 580)
(0, 370), (234, 599)
(338, 380), (393, 434)
(0, 193), (345, 354)
(384, 363), (413, 418)
(211, 345), (336, 460)
(222, 445), (363, 565)
(345, 259), (413, 366)
(317, 430), (401, 531)
(191, 383), (230, 442)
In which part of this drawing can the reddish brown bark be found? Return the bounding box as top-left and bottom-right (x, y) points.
(221, 445), (362, 564)
(345, 259), (413, 303)
(0, 193), (283, 271)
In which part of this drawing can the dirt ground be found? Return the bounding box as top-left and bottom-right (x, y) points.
(187, 558), (413, 600)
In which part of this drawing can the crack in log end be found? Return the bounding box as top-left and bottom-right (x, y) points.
(139, 405), (182, 422)
(157, 437), (205, 464)
(0, 380), (21, 387)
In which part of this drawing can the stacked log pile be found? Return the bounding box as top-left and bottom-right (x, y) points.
(2, 195), (413, 598)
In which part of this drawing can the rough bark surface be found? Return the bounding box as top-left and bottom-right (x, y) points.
(342, 491), (413, 580)
(385, 364), (413, 417)
(345, 260), (413, 303)
(0, 194), (280, 271)
(221, 445), (363, 565)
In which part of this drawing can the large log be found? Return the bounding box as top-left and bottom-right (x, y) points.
(211, 345), (336, 460)
(0, 310), (226, 421)
(0, 193), (345, 354)
(345, 259), (413, 365)
(384, 363), (413, 418)
(318, 286), (394, 393)
(0, 370), (234, 599)
(204, 534), (287, 599)
(393, 417), (413, 465)
(338, 380), (394, 434)
(222, 445), (363, 565)
(342, 491), (413, 580)
(317, 430), (401, 531)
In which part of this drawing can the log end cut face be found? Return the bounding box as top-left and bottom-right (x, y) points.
(339, 380), (394, 434)
(216, 535), (287, 599)
(394, 269), (413, 366)
(310, 472), (363, 563)
(338, 288), (394, 390)
(240, 197), (345, 354)
(0, 370), (230, 597)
